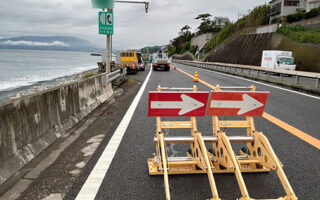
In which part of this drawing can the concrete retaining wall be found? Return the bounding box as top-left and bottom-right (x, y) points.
(0, 73), (113, 185)
(256, 24), (278, 34)
(191, 33), (214, 49)
(204, 33), (320, 72)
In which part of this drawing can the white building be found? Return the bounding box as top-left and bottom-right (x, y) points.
(269, 0), (305, 21)
(213, 17), (230, 28)
(305, 0), (320, 12)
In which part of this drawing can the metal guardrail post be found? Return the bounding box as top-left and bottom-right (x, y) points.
(316, 76), (320, 88)
(280, 73), (284, 81)
(267, 72), (270, 80)
(295, 75), (300, 84)
(257, 70), (260, 77)
(248, 69), (251, 76)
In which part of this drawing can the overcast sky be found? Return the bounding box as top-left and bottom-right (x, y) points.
(0, 0), (268, 50)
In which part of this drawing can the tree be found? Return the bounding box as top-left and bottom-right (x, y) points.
(181, 25), (191, 33)
(195, 13), (212, 22)
(194, 13), (220, 35)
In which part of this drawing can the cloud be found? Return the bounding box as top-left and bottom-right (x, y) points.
(0, 0), (269, 49)
(0, 40), (70, 47)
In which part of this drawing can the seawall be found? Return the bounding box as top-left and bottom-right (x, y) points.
(0, 72), (114, 186)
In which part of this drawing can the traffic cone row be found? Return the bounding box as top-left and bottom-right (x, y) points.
(194, 70), (198, 82)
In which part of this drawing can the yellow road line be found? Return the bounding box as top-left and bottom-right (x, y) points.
(263, 113), (320, 149)
(176, 68), (216, 90)
(176, 66), (320, 150)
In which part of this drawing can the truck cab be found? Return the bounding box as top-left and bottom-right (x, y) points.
(276, 56), (295, 70)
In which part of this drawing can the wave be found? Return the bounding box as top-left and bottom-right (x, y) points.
(0, 65), (97, 92)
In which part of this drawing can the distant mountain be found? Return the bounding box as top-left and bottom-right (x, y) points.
(140, 45), (162, 54)
(0, 36), (99, 52)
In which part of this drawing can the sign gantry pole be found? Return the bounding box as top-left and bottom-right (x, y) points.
(106, 8), (113, 73)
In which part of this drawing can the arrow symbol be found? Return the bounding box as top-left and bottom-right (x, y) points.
(210, 94), (264, 115)
(151, 94), (204, 115)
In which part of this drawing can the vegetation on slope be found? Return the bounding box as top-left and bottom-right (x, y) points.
(277, 25), (320, 43)
(204, 4), (270, 53)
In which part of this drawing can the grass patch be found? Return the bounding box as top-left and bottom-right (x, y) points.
(277, 25), (320, 43)
(82, 71), (97, 79)
(127, 78), (135, 86)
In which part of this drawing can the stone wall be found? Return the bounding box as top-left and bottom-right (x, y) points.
(0, 73), (113, 185)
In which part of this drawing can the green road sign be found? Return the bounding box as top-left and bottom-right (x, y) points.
(91, 0), (114, 9)
(99, 11), (113, 35)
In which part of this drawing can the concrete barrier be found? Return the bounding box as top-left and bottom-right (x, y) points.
(0, 72), (114, 186)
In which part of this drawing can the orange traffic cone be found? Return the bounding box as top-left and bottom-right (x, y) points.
(194, 70), (198, 82)
(173, 64), (176, 70)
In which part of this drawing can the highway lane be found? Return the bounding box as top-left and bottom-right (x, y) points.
(74, 63), (320, 200)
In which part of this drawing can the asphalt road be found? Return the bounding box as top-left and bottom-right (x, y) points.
(69, 63), (320, 200)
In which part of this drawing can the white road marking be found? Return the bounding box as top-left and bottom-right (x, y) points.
(211, 94), (263, 115)
(75, 67), (153, 200)
(150, 94), (204, 115)
(191, 66), (320, 100)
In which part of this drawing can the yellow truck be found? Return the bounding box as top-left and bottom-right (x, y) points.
(120, 51), (144, 74)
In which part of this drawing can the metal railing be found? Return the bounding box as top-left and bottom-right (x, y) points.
(107, 69), (121, 82)
(173, 59), (320, 89)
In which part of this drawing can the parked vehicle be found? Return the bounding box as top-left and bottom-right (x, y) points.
(149, 56), (153, 63)
(153, 52), (171, 71)
(261, 50), (296, 70)
(120, 51), (139, 74)
(137, 52), (145, 71)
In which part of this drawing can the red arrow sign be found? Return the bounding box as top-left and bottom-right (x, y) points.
(207, 91), (269, 116)
(148, 92), (209, 116)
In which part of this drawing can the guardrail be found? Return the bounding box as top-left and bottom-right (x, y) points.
(173, 59), (320, 89)
(107, 69), (121, 82)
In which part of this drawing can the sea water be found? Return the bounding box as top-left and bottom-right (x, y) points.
(0, 49), (100, 102)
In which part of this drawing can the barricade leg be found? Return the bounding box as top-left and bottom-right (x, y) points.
(250, 131), (297, 200)
(194, 132), (221, 200)
(158, 133), (171, 200)
(219, 132), (251, 200)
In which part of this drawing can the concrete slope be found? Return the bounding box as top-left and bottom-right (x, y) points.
(205, 33), (320, 72)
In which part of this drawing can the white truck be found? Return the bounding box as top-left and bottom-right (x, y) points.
(152, 52), (171, 71)
(261, 50), (296, 70)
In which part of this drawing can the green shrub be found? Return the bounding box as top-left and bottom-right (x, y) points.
(189, 45), (198, 55)
(82, 71), (97, 79)
(271, 17), (279, 24)
(286, 11), (305, 23)
(181, 41), (191, 53)
(305, 7), (320, 19)
(277, 25), (320, 43)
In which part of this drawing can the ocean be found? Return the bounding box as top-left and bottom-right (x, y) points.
(0, 49), (100, 102)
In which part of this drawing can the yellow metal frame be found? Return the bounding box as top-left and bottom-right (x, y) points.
(148, 85), (297, 200)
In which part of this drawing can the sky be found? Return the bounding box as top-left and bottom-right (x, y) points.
(0, 0), (268, 50)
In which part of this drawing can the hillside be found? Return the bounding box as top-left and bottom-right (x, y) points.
(140, 46), (162, 54)
(0, 36), (99, 52)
